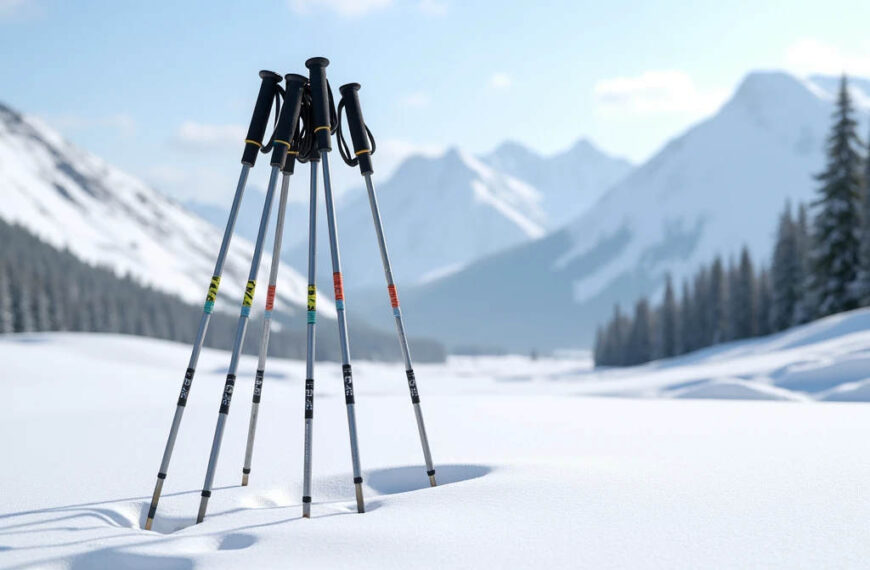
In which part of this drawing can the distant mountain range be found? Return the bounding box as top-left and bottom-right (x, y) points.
(369, 72), (870, 351)
(188, 139), (632, 289)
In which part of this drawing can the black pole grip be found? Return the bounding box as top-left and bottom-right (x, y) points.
(305, 57), (332, 152)
(271, 74), (307, 167)
(242, 70), (283, 166)
(339, 83), (374, 175)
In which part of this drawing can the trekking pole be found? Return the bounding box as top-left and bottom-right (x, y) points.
(241, 74), (308, 487)
(306, 56), (365, 514)
(196, 74), (306, 525)
(301, 156), (318, 518)
(337, 83), (437, 487)
(144, 70), (282, 531)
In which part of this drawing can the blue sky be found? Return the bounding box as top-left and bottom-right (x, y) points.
(2, 0), (870, 203)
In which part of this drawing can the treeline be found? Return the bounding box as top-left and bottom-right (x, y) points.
(595, 75), (870, 366)
(0, 218), (446, 362)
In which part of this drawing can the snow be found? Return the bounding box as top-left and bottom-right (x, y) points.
(4, 308), (870, 567)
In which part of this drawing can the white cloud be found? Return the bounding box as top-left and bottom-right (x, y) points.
(418, 0), (447, 16)
(174, 121), (246, 150)
(289, 0), (392, 17)
(53, 113), (137, 136)
(399, 91), (431, 108)
(489, 72), (512, 89)
(784, 38), (870, 77)
(594, 70), (728, 116)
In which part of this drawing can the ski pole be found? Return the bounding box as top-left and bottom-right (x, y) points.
(145, 70), (282, 531)
(241, 74), (308, 487)
(337, 82), (437, 487)
(306, 56), (365, 514)
(301, 157), (318, 518)
(196, 75), (306, 525)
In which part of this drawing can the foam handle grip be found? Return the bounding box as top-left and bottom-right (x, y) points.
(242, 70), (283, 166)
(305, 57), (332, 152)
(338, 83), (373, 175)
(271, 74), (308, 167)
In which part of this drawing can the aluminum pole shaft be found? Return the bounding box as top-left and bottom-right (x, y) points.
(363, 173), (437, 486)
(196, 165), (281, 524)
(302, 161), (318, 518)
(145, 164), (250, 531)
(241, 171), (292, 486)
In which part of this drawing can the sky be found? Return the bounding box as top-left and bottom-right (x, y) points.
(1, 0), (870, 204)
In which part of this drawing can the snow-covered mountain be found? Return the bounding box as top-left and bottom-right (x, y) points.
(382, 71), (870, 351)
(273, 143), (630, 290)
(482, 138), (632, 227)
(0, 102), (330, 318)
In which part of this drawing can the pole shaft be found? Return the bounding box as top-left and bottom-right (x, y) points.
(242, 172), (292, 485)
(302, 162), (318, 518)
(363, 173), (437, 485)
(196, 165), (281, 524)
(145, 164), (251, 530)
(321, 151), (365, 513)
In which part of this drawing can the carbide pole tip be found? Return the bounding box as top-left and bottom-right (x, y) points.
(144, 517), (153, 531)
(429, 475), (437, 487)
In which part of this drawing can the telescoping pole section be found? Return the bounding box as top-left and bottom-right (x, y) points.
(302, 158), (318, 518)
(306, 56), (366, 514)
(338, 82), (437, 487)
(196, 74), (306, 525)
(241, 74), (308, 487)
(145, 70), (282, 531)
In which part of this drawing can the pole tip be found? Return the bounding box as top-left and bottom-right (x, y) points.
(429, 475), (437, 487)
(242, 474), (249, 486)
(144, 517), (153, 531)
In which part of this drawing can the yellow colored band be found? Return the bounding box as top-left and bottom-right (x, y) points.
(314, 126), (331, 133)
(287, 151), (299, 156)
(244, 139), (262, 148)
(355, 149), (371, 156)
(274, 140), (291, 148)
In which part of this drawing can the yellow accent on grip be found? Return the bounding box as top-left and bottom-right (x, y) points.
(307, 285), (316, 312)
(243, 280), (256, 307)
(313, 126), (331, 133)
(244, 139), (262, 147)
(206, 276), (221, 303)
(354, 149), (371, 156)
(274, 139), (291, 148)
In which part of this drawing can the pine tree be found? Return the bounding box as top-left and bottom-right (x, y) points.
(679, 281), (693, 353)
(857, 122), (870, 305)
(770, 202), (802, 331)
(792, 203), (813, 325)
(0, 263), (13, 334)
(660, 274), (678, 358)
(732, 247), (758, 339)
(627, 298), (653, 364)
(709, 257), (729, 344)
(810, 75), (864, 317)
(757, 267), (772, 336)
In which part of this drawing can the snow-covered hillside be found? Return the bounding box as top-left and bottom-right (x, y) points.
(4, 308), (870, 567)
(393, 71), (870, 350)
(0, 102), (330, 318)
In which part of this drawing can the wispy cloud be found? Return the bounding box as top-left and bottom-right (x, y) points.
(53, 113), (137, 136)
(489, 72), (512, 89)
(594, 70), (727, 116)
(289, 0), (392, 17)
(174, 121), (245, 151)
(400, 91), (431, 108)
(784, 38), (870, 77)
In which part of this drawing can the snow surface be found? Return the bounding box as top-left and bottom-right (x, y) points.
(0, 103), (333, 319)
(4, 309), (870, 567)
